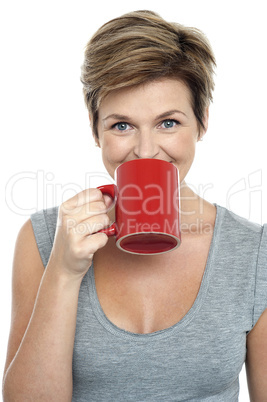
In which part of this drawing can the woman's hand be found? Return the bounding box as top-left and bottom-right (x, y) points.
(49, 188), (111, 278)
(2, 188), (111, 400)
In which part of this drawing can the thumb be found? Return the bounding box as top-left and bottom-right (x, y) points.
(103, 194), (114, 210)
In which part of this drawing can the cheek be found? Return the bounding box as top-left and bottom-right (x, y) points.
(100, 136), (129, 164)
(168, 135), (197, 162)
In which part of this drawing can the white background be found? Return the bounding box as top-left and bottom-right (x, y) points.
(1, 0), (267, 400)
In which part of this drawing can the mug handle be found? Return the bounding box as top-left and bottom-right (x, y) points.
(97, 184), (117, 236)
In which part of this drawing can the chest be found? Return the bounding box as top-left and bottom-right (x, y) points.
(73, 261), (247, 401)
(93, 233), (212, 334)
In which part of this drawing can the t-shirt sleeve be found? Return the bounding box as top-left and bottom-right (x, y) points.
(253, 223), (267, 326)
(30, 207), (58, 268)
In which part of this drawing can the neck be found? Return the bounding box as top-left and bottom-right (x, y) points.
(179, 181), (202, 218)
(179, 181), (216, 233)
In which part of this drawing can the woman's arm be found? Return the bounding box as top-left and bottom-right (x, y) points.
(2, 189), (109, 401)
(3, 219), (82, 400)
(246, 308), (267, 401)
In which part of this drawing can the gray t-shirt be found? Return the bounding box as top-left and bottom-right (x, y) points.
(31, 204), (267, 401)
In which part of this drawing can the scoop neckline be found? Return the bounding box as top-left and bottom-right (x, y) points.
(87, 204), (223, 341)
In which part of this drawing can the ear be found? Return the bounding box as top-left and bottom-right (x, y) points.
(89, 113), (100, 147)
(94, 135), (100, 148)
(198, 107), (209, 141)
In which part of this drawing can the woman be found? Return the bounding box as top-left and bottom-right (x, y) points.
(3, 10), (267, 401)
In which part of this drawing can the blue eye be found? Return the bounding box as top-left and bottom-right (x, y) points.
(114, 122), (129, 131)
(161, 119), (179, 129)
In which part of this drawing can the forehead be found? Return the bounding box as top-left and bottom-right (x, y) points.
(98, 78), (193, 116)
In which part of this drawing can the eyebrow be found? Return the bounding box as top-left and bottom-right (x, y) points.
(156, 109), (187, 119)
(103, 109), (187, 122)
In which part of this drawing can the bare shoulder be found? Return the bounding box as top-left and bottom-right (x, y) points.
(12, 218), (45, 294)
(202, 199), (217, 222)
(3, 218), (44, 375)
(246, 308), (267, 400)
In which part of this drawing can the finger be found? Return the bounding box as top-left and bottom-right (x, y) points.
(62, 188), (104, 211)
(83, 232), (109, 258)
(62, 198), (107, 218)
(84, 233), (108, 255)
(68, 231), (109, 261)
(72, 200), (108, 219)
(67, 213), (110, 236)
(103, 194), (115, 209)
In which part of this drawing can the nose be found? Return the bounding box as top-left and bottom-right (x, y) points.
(133, 130), (160, 159)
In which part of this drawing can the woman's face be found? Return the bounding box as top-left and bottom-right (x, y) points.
(96, 78), (208, 182)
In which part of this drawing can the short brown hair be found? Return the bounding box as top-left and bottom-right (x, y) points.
(81, 10), (216, 137)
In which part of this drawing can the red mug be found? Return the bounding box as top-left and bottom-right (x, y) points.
(98, 158), (181, 255)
